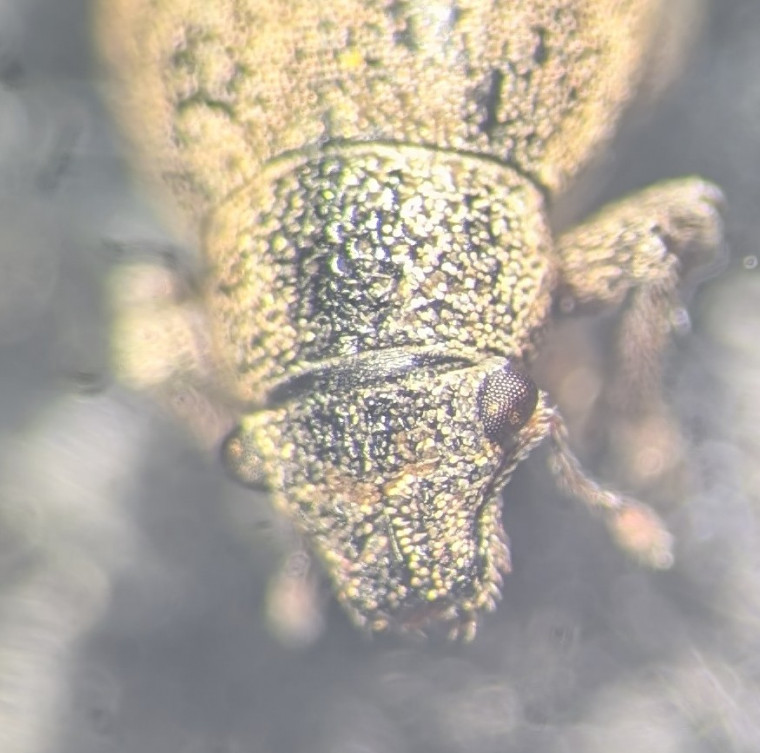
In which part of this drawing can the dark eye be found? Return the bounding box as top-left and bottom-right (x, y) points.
(477, 363), (538, 443)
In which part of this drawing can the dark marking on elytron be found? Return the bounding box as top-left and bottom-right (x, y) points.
(532, 26), (549, 65)
(479, 68), (506, 140)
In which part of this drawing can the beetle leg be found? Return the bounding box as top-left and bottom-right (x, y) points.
(553, 178), (724, 488)
(556, 178), (724, 401)
(108, 256), (236, 449)
(264, 545), (326, 647)
(544, 405), (674, 569)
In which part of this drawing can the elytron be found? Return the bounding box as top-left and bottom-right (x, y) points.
(98, 0), (723, 639)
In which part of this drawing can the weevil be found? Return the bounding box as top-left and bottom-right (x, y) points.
(97, 0), (723, 639)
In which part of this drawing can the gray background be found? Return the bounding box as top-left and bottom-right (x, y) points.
(1, 1), (759, 752)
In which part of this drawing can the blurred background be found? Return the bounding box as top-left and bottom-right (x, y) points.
(0, 1), (759, 751)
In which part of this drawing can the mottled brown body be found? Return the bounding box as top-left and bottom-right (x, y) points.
(99, 0), (723, 638)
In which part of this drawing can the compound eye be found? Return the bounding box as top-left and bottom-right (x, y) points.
(477, 364), (538, 443)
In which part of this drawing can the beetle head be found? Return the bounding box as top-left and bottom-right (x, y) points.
(231, 355), (551, 637)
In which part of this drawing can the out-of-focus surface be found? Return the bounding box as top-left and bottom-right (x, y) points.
(0, 1), (758, 752)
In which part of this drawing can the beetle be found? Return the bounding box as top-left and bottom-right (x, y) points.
(97, 0), (724, 639)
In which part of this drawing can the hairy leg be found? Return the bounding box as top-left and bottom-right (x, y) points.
(554, 178), (724, 490)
